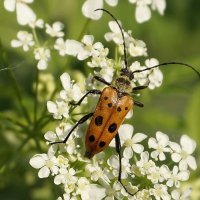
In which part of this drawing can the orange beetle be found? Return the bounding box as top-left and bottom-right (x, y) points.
(51, 8), (200, 194)
(85, 83), (134, 158)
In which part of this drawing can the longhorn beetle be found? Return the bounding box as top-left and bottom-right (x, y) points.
(51, 8), (200, 194)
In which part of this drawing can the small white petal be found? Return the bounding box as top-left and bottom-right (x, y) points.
(82, 35), (94, 45)
(105, 0), (118, 6)
(82, 0), (103, 20)
(37, 60), (48, 70)
(170, 142), (181, 152)
(47, 101), (57, 113)
(87, 184), (106, 200)
(118, 124), (133, 142)
(60, 73), (71, 91)
(44, 131), (56, 142)
(171, 153), (181, 163)
(178, 171), (189, 181)
(186, 155), (197, 170)
(148, 137), (157, 148)
(133, 133), (147, 143)
(151, 151), (159, 159)
(135, 4), (151, 23)
(108, 155), (119, 168)
(151, 0), (166, 15)
(29, 154), (46, 169)
(38, 166), (50, 178)
(11, 40), (22, 48)
(159, 152), (166, 161)
(179, 160), (188, 171)
(123, 147), (133, 159)
(65, 40), (83, 57)
(16, 3), (36, 25)
(180, 135), (196, 154)
(4, 0), (15, 12)
(54, 174), (63, 185)
(132, 144), (144, 154)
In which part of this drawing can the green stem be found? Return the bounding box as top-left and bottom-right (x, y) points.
(33, 68), (39, 124)
(8, 70), (31, 124)
(0, 114), (27, 129)
(77, 18), (91, 41)
(32, 28), (40, 46)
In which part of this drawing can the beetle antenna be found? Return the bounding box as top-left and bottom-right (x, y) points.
(131, 61), (200, 79)
(95, 8), (128, 70)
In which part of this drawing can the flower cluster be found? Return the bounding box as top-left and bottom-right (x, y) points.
(30, 120), (197, 199)
(82, 0), (166, 23)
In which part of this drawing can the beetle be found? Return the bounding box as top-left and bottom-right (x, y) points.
(51, 8), (200, 194)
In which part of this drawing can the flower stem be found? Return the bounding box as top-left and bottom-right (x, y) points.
(77, 18), (91, 41)
(33, 68), (39, 125)
(8, 70), (31, 124)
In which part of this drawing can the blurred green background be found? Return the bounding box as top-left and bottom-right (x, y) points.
(0, 1), (200, 199)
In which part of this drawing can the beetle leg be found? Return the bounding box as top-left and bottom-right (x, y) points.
(134, 101), (144, 107)
(51, 112), (93, 145)
(93, 75), (111, 86)
(70, 89), (101, 106)
(132, 85), (148, 91)
(115, 134), (134, 196)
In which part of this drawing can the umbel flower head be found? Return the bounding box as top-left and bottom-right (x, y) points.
(25, 9), (196, 200)
(28, 16), (197, 199)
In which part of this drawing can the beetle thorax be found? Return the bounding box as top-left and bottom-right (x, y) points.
(113, 75), (132, 94)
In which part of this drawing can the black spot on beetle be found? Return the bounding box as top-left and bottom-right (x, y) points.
(89, 135), (95, 142)
(117, 107), (121, 112)
(104, 96), (108, 100)
(125, 107), (128, 110)
(99, 141), (106, 147)
(108, 123), (117, 133)
(108, 103), (112, 108)
(95, 116), (103, 126)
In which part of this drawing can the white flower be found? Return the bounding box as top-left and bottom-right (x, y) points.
(104, 181), (126, 200)
(60, 72), (83, 102)
(130, 61), (150, 86)
(104, 21), (124, 45)
(145, 58), (163, 89)
(54, 168), (77, 194)
(86, 184), (106, 200)
(166, 166), (189, 188)
(115, 124), (147, 159)
(171, 188), (192, 200)
(4, 0), (36, 25)
(150, 184), (171, 200)
(34, 47), (51, 70)
(54, 38), (68, 56)
(128, 0), (166, 23)
(29, 153), (59, 178)
(82, 0), (118, 20)
(135, 0), (152, 23)
(136, 151), (156, 175)
(128, 39), (147, 57)
(65, 36), (93, 60)
(147, 165), (169, 184)
(45, 22), (64, 37)
(44, 123), (73, 144)
(11, 31), (35, 51)
(98, 64), (114, 83)
(151, 0), (166, 15)
(29, 18), (44, 29)
(107, 155), (130, 179)
(47, 99), (70, 119)
(170, 135), (197, 171)
(148, 131), (170, 161)
(85, 162), (109, 182)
